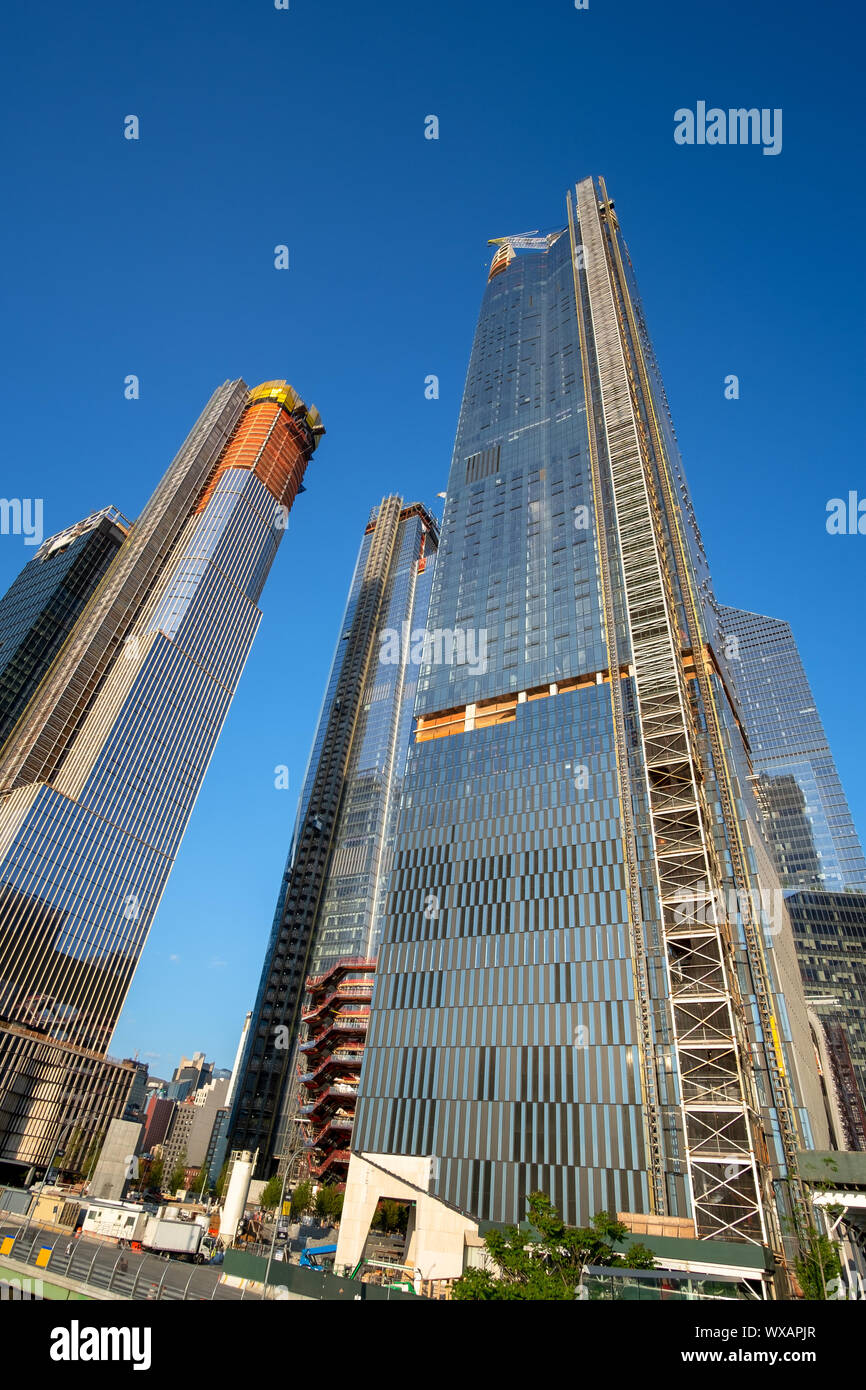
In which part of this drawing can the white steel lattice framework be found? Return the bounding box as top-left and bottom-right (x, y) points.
(570, 177), (807, 1249)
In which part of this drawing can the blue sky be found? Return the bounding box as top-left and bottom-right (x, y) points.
(1, 0), (863, 1074)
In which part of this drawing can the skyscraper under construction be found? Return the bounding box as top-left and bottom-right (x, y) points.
(336, 178), (827, 1279)
(229, 498), (438, 1178)
(0, 379), (323, 1175)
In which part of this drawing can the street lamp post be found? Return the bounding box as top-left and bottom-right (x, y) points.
(262, 1145), (310, 1299)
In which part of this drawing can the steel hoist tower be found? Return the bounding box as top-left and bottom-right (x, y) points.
(569, 177), (809, 1255)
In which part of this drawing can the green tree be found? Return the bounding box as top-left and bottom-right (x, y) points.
(451, 1193), (655, 1301)
(795, 1230), (843, 1300)
(192, 1164), (210, 1197)
(792, 1156), (845, 1299)
(372, 1199), (407, 1234)
(83, 1130), (105, 1182)
(60, 1126), (87, 1178)
(260, 1174), (284, 1211)
(62, 1126), (105, 1181)
(214, 1161), (229, 1199)
(145, 1155), (164, 1192)
(290, 1179), (313, 1218)
(314, 1184), (344, 1224)
(168, 1153), (188, 1193)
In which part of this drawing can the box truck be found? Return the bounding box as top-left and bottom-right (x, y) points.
(141, 1214), (211, 1261)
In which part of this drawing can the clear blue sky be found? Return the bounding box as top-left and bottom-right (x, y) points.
(1, 0), (863, 1074)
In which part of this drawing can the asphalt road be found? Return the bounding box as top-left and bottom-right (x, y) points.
(0, 1215), (250, 1301)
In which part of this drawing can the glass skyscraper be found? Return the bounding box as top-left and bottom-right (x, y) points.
(719, 606), (866, 893)
(0, 507), (129, 749)
(229, 498), (438, 1177)
(0, 379), (323, 1174)
(718, 606), (866, 1117)
(338, 179), (827, 1276)
(809, 1009), (866, 1151)
(790, 887), (866, 1133)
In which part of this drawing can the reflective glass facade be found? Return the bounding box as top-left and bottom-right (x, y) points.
(0, 508), (128, 749)
(717, 608), (866, 1119)
(418, 234), (607, 714)
(346, 181), (826, 1262)
(0, 380), (323, 1168)
(362, 683), (665, 1221)
(786, 890), (866, 1113)
(719, 606), (866, 892)
(306, 509), (437, 975)
(230, 500), (438, 1173)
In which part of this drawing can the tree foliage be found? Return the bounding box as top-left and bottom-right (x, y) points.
(314, 1184), (344, 1223)
(792, 1157), (845, 1300)
(451, 1192), (655, 1301)
(290, 1179), (313, 1218)
(794, 1230), (843, 1300)
(63, 1126), (105, 1181)
(192, 1163), (210, 1196)
(372, 1198), (408, 1234)
(214, 1161), (229, 1199)
(259, 1173), (284, 1211)
(144, 1155), (164, 1191)
(61, 1126), (89, 1177)
(168, 1153), (188, 1193)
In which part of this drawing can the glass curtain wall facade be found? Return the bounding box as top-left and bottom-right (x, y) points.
(719, 606), (866, 893)
(345, 178), (827, 1267)
(0, 508), (129, 748)
(0, 380), (323, 1171)
(787, 891), (866, 1113)
(229, 499), (437, 1176)
(717, 607), (866, 1113)
(301, 505), (437, 977)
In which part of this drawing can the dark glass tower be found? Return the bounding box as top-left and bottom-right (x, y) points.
(340, 179), (827, 1272)
(0, 380), (323, 1174)
(810, 1010), (866, 1151)
(785, 891), (866, 1114)
(229, 499), (438, 1177)
(0, 508), (129, 749)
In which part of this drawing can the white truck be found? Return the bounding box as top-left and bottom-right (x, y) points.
(140, 1214), (213, 1262)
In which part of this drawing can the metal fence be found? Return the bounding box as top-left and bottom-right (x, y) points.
(0, 1220), (240, 1301)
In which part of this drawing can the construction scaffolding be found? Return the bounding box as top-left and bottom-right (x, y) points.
(570, 176), (807, 1253)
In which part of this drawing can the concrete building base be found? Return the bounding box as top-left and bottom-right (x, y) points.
(335, 1153), (478, 1281)
(88, 1118), (143, 1201)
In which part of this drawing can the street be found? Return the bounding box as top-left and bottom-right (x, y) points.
(0, 1215), (248, 1301)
